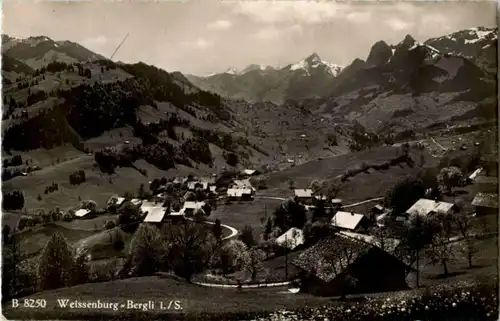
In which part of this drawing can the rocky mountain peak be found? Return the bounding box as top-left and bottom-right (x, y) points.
(366, 40), (392, 66)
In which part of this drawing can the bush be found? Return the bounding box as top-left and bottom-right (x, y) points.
(224, 152), (239, 167)
(105, 220), (116, 230)
(69, 170), (86, 185)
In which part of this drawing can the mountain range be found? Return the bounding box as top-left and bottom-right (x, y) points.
(187, 27), (497, 105)
(1, 26), (497, 180)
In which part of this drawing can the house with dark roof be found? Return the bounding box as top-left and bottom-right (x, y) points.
(472, 192), (498, 216)
(292, 234), (411, 297)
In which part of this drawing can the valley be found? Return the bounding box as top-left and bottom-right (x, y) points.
(1, 10), (498, 321)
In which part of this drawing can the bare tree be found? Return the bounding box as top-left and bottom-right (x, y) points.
(244, 248), (265, 281)
(454, 214), (478, 268)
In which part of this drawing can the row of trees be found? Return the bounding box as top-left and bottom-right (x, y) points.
(2, 190), (25, 210)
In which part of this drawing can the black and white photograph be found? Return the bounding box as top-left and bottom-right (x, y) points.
(1, 1), (498, 320)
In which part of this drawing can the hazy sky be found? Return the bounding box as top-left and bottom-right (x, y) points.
(2, 0), (497, 75)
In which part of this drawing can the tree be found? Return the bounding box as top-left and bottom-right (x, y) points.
(71, 249), (90, 285)
(385, 175), (426, 215)
(404, 214), (441, 286)
(117, 203), (142, 233)
(312, 199), (326, 222)
(309, 179), (322, 193)
(128, 224), (165, 277)
(454, 214), (477, 268)
(239, 225), (255, 247)
(371, 228), (393, 253)
(37, 232), (74, 290)
(163, 221), (216, 281)
(243, 248), (265, 281)
(437, 166), (464, 195)
(212, 219), (223, 245)
(425, 219), (457, 277)
(262, 217), (273, 241)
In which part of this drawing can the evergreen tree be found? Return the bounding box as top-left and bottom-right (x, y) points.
(37, 232), (74, 290)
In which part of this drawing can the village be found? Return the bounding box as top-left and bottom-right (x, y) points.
(32, 145), (494, 300)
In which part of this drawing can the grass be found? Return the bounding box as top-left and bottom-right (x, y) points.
(211, 198), (283, 232)
(1, 275), (334, 320)
(15, 224), (97, 258)
(54, 214), (118, 231)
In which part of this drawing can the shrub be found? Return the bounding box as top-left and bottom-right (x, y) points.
(105, 220), (116, 230)
(224, 152), (239, 167)
(69, 170), (86, 185)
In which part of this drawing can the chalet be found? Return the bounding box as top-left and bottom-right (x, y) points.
(143, 207), (167, 223)
(331, 211), (371, 232)
(474, 175), (498, 193)
(294, 189), (313, 201)
(405, 199), (458, 218)
(187, 181), (209, 191)
(130, 199), (142, 206)
(337, 231), (401, 254)
(472, 192), (498, 216)
(276, 227), (305, 250)
(227, 188), (253, 201)
(182, 201), (206, 216)
(232, 179), (255, 191)
(293, 234), (410, 297)
(75, 209), (91, 218)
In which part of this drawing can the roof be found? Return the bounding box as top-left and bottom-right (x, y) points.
(373, 204), (385, 211)
(243, 169), (257, 175)
(187, 181), (208, 190)
(468, 168), (483, 180)
(294, 189), (313, 198)
(331, 211), (366, 230)
(209, 186), (217, 192)
(331, 198), (342, 204)
(75, 209), (91, 217)
(276, 228), (305, 250)
(233, 179), (255, 190)
(130, 199), (142, 206)
(143, 207), (167, 222)
(115, 197), (125, 205)
(314, 195), (327, 200)
(227, 188), (253, 197)
(406, 199), (456, 217)
(472, 192), (498, 209)
(292, 234), (373, 283)
(338, 231), (401, 254)
(182, 201), (206, 210)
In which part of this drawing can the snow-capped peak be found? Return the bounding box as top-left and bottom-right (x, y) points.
(464, 27), (497, 44)
(224, 67), (239, 75)
(289, 53), (343, 76)
(408, 41), (441, 59)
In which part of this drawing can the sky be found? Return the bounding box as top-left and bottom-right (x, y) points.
(2, 0), (497, 76)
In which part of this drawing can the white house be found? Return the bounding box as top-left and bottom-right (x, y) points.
(331, 211), (369, 231)
(276, 227), (305, 250)
(406, 199), (458, 218)
(143, 207), (167, 223)
(75, 209), (91, 218)
(294, 189), (313, 200)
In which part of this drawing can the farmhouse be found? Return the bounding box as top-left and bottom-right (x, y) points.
(471, 192), (498, 216)
(232, 179), (255, 191)
(338, 231), (401, 254)
(227, 188), (253, 201)
(331, 211), (370, 232)
(187, 181), (209, 191)
(143, 207), (167, 223)
(75, 209), (91, 218)
(405, 199), (458, 218)
(293, 234), (410, 296)
(182, 201), (206, 216)
(276, 227), (305, 250)
(294, 189), (313, 201)
(130, 199), (142, 206)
